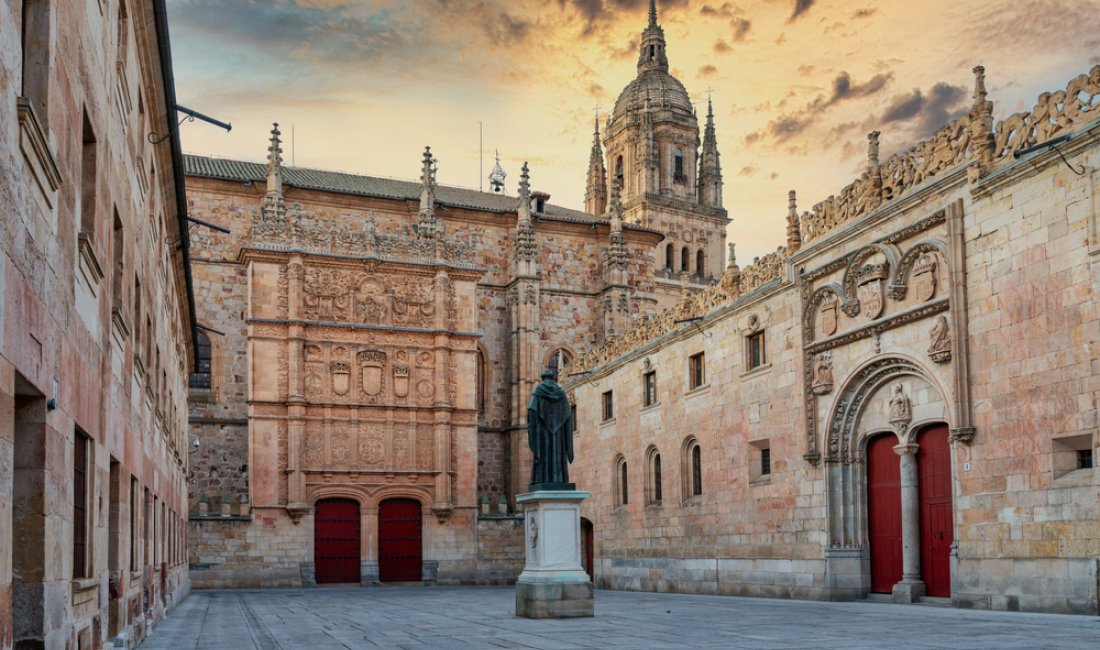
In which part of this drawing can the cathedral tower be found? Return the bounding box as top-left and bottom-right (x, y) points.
(597, 0), (730, 309)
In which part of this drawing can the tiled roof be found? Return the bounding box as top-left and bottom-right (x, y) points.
(183, 154), (663, 236)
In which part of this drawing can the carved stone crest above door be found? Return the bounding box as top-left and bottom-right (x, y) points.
(358, 349), (385, 396)
(855, 264), (888, 320)
(913, 254), (937, 302)
(331, 361), (350, 396)
(820, 297), (838, 337)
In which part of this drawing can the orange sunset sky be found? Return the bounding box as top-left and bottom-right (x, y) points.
(167, 0), (1099, 260)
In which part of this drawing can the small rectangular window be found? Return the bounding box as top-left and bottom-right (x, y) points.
(643, 371), (657, 406)
(689, 352), (706, 389)
(602, 390), (614, 422)
(1078, 449), (1094, 470)
(761, 448), (772, 476)
(747, 331), (766, 370)
(73, 430), (91, 578)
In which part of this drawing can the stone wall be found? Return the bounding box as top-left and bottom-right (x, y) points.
(0, 1), (194, 648)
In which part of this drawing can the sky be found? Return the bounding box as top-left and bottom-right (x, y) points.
(167, 0), (1100, 261)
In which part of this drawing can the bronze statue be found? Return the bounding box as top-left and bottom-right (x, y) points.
(527, 369), (575, 491)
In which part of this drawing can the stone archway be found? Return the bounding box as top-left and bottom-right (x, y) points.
(822, 356), (952, 602)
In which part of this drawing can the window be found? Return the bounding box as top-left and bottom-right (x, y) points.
(665, 244), (674, 271)
(689, 352), (705, 390)
(130, 477), (139, 570)
(21, 0), (52, 126)
(1052, 434), (1095, 478)
(645, 447), (662, 505)
(615, 155), (623, 187)
(81, 111), (99, 239)
(601, 390), (614, 422)
(747, 331), (766, 370)
(696, 249), (705, 276)
(691, 444), (702, 497)
(643, 370), (657, 407)
(674, 148), (685, 181)
(189, 330), (212, 389)
(570, 402), (577, 432)
(615, 456), (628, 506)
(111, 211), (124, 312)
(547, 348), (572, 382)
(681, 247), (689, 272)
(750, 438), (771, 483)
(1079, 449), (1094, 470)
(476, 348), (486, 415)
(73, 430), (91, 578)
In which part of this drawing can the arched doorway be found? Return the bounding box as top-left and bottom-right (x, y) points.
(314, 498), (361, 584)
(378, 499), (422, 582)
(918, 424), (953, 596)
(867, 434), (902, 593)
(580, 518), (594, 583)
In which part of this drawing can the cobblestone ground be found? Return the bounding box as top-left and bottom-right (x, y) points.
(140, 586), (1100, 649)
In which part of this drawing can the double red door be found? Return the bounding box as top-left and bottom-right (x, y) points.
(867, 434), (903, 593)
(918, 426), (953, 597)
(378, 499), (422, 582)
(314, 499), (361, 584)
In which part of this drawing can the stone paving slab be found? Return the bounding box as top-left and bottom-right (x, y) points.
(139, 586), (1100, 649)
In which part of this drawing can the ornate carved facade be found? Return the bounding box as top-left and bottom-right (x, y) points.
(568, 62), (1100, 615)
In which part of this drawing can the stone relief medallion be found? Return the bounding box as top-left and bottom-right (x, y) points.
(359, 434), (384, 467)
(331, 345), (348, 359)
(358, 350), (385, 396)
(416, 351), (434, 367)
(304, 344), (323, 362)
(858, 279), (884, 320)
(820, 299), (838, 337)
(331, 361), (350, 396)
(305, 372), (323, 398)
(393, 364), (410, 398)
(913, 254), (937, 302)
(355, 280), (386, 324)
(416, 380), (433, 402)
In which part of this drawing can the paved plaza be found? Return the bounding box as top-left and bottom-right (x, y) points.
(140, 586), (1100, 649)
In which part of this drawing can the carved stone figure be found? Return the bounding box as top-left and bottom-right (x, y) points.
(527, 370), (575, 490)
(811, 352), (833, 395)
(928, 315), (952, 363)
(888, 384), (912, 432)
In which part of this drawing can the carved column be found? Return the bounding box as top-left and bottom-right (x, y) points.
(946, 199), (975, 445)
(285, 256), (309, 521)
(892, 442), (925, 603)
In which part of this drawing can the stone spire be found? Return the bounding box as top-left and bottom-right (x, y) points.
(637, 0), (669, 73)
(584, 117), (608, 215)
(865, 131), (884, 212)
(698, 97), (723, 208)
(489, 150), (507, 194)
(417, 146), (442, 241)
(514, 162), (537, 273)
(970, 65), (995, 174)
(263, 123), (286, 220)
(786, 190), (802, 253)
(607, 181), (626, 269)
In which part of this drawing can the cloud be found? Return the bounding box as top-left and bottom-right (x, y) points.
(852, 7), (876, 19)
(732, 18), (751, 41)
(701, 3), (737, 18)
(714, 39), (731, 53)
(753, 71), (894, 143)
(789, 0), (814, 22)
(879, 83), (969, 137)
(738, 165), (757, 177)
(699, 64), (719, 78)
(830, 71), (893, 103)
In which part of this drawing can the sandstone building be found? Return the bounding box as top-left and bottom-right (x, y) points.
(183, 3), (726, 588)
(1, 1), (196, 648)
(567, 64), (1100, 615)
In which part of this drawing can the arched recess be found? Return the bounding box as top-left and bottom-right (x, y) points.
(476, 343), (492, 418)
(544, 346), (575, 382)
(613, 454), (628, 507)
(696, 249), (705, 276)
(824, 355), (950, 550)
(801, 282), (846, 343)
(887, 238), (949, 300)
(643, 445), (662, 505)
(314, 498), (361, 584)
(680, 436), (702, 502)
(665, 244), (675, 270)
(378, 498), (423, 582)
(681, 247), (689, 272)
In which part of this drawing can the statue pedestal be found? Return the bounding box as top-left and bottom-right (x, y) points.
(514, 490), (593, 618)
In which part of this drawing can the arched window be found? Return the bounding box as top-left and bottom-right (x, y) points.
(682, 437), (703, 500)
(645, 446), (662, 505)
(665, 244), (674, 271)
(681, 247), (689, 272)
(674, 148), (684, 180)
(189, 330), (212, 389)
(615, 455), (629, 507)
(476, 348), (486, 415)
(696, 249), (705, 276)
(615, 155), (624, 188)
(547, 347), (573, 382)
(648, 44), (655, 61)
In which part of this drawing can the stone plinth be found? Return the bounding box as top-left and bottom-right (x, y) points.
(515, 491), (594, 618)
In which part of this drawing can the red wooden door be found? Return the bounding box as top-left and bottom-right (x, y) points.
(314, 499), (361, 584)
(378, 499), (422, 582)
(867, 434), (902, 593)
(918, 425), (953, 597)
(581, 518), (594, 583)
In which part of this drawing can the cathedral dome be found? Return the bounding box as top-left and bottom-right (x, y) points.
(611, 69), (696, 124)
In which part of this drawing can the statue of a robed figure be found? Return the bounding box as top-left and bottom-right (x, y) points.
(527, 370), (575, 491)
